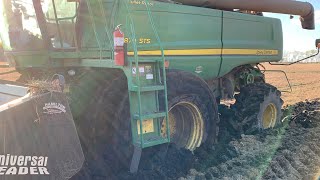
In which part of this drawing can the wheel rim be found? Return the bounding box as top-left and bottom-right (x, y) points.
(161, 101), (204, 151)
(262, 103), (277, 129)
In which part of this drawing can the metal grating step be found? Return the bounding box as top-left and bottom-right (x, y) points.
(134, 136), (169, 148)
(130, 59), (162, 63)
(134, 112), (166, 120)
(130, 85), (164, 92)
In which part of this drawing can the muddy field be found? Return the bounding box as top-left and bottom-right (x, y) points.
(1, 62), (320, 179)
(104, 100), (318, 180)
(179, 101), (320, 180)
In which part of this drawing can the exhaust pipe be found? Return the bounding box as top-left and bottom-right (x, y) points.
(173, 0), (315, 30)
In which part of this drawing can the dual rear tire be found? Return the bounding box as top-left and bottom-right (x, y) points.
(232, 82), (283, 134)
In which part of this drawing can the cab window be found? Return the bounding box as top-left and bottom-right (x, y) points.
(43, 0), (78, 49)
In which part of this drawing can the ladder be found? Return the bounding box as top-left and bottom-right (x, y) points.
(122, 0), (170, 173)
(123, 0), (170, 149)
(85, 0), (170, 173)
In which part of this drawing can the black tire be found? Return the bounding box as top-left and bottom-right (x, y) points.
(161, 70), (220, 147)
(71, 69), (133, 179)
(72, 70), (219, 179)
(231, 83), (283, 134)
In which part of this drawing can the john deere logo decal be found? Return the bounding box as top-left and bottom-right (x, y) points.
(43, 102), (66, 114)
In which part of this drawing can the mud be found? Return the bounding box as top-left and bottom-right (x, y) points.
(76, 99), (320, 180)
(179, 100), (320, 180)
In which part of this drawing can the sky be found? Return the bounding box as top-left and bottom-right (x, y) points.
(264, 0), (320, 52)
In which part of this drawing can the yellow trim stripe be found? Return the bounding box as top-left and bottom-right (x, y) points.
(127, 49), (279, 56)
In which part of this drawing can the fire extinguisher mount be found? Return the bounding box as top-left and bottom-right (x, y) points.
(113, 24), (125, 66)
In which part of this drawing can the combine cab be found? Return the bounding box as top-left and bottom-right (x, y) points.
(0, 0), (317, 179)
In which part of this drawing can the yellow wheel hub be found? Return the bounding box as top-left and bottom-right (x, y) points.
(161, 101), (204, 151)
(262, 103), (277, 129)
(161, 112), (177, 138)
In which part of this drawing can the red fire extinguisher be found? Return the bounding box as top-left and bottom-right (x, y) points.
(114, 25), (125, 66)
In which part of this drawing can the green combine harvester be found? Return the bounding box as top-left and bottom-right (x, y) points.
(0, 0), (318, 179)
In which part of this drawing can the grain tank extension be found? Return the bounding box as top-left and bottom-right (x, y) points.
(0, 0), (318, 179)
(173, 0), (315, 29)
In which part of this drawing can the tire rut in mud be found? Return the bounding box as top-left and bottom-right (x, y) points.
(180, 100), (320, 180)
(76, 97), (320, 180)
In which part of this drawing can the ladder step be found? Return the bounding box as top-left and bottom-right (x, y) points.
(134, 112), (166, 120)
(135, 137), (169, 148)
(131, 59), (162, 63)
(131, 85), (164, 92)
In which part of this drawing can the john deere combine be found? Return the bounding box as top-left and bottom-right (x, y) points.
(0, 0), (317, 179)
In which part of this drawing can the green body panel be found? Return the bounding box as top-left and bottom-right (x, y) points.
(219, 11), (283, 76)
(0, 0), (283, 148)
(122, 2), (223, 78)
(1, 0), (283, 79)
(104, 1), (282, 79)
(117, 1), (282, 79)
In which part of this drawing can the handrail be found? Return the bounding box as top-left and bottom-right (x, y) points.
(122, 0), (170, 145)
(144, 0), (170, 142)
(122, 0), (144, 144)
(97, 0), (114, 52)
(49, 1), (79, 50)
(51, 0), (64, 48)
(85, 1), (103, 59)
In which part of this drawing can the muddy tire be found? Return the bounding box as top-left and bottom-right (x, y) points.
(73, 70), (219, 179)
(232, 83), (283, 134)
(161, 70), (220, 147)
(71, 70), (133, 179)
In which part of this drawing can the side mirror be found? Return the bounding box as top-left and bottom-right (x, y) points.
(316, 39), (320, 48)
